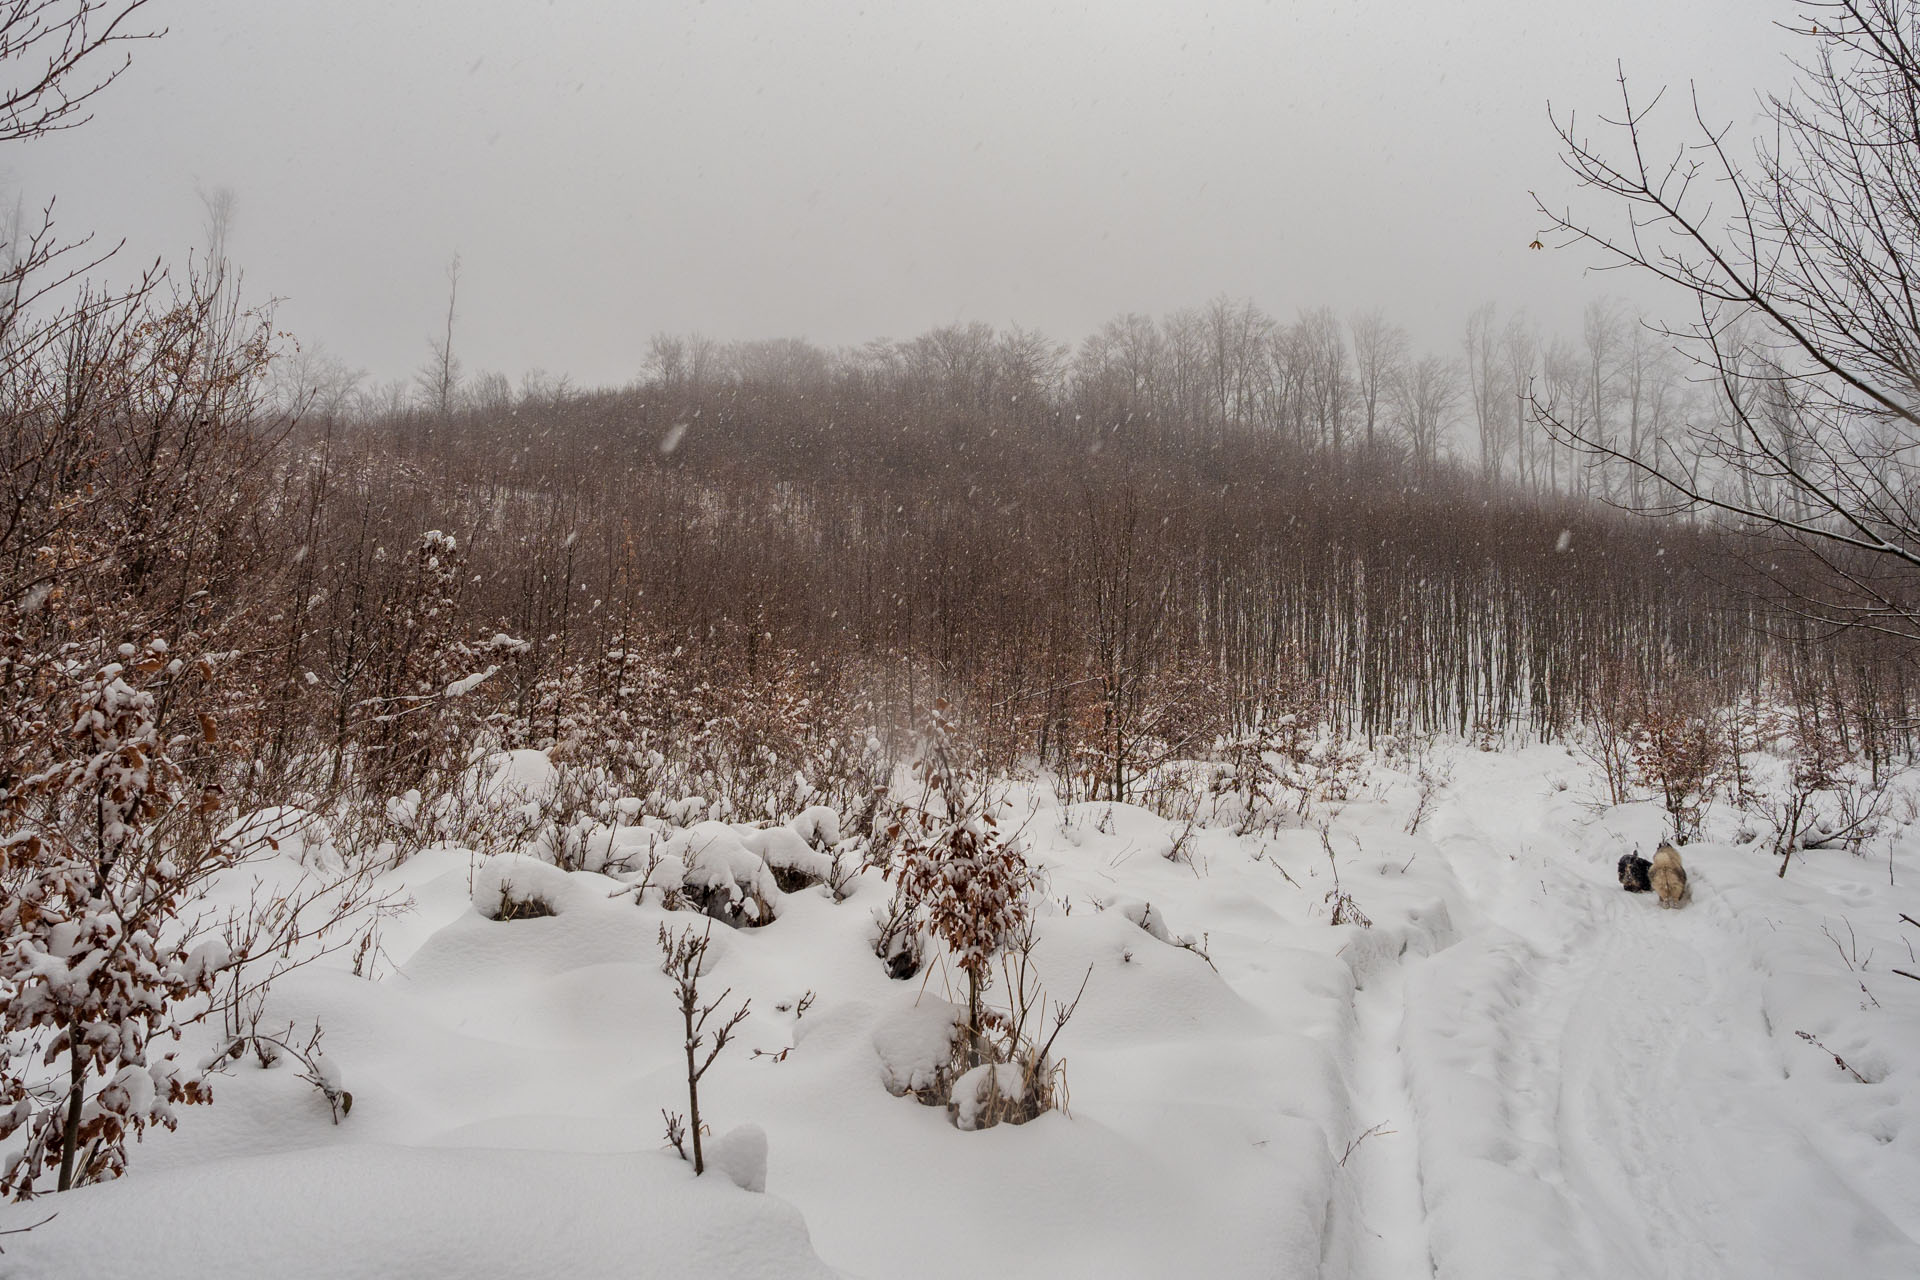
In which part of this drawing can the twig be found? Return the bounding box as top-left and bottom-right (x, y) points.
(1338, 1121), (1397, 1167)
(1794, 1030), (1869, 1083)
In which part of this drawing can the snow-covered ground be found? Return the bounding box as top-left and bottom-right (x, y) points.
(4, 743), (1917, 1278)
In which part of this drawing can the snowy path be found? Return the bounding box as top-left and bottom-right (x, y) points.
(1391, 756), (1920, 1280)
(1338, 954), (1436, 1279)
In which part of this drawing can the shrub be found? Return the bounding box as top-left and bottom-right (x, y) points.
(886, 702), (1035, 1066)
(0, 642), (229, 1196)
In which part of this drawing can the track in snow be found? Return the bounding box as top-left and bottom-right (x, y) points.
(1373, 758), (1920, 1280)
(1338, 953), (1436, 1280)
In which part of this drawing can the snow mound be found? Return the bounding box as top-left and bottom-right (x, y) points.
(872, 998), (965, 1102)
(741, 824), (834, 892)
(710, 1123), (769, 1193)
(792, 805), (842, 847)
(472, 853), (587, 920)
(1107, 896), (1174, 943)
(1021, 912), (1265, 1047)
(574, 821), (664, 876)
(477, 748), (558, 805)
(666, 822), (779, 927)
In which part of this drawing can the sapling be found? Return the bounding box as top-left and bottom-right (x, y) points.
(1319, 821), (1372, 928)
(1632, 698), (1724, 845)
(0, 643), (231, 1197)
(657, 922), (749, 1174)
(887, 701), (1035, 1068)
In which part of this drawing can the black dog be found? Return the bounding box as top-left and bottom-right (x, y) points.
(1617, 852), (1653, 893)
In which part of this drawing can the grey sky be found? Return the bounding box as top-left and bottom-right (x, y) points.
(18, 0), (1793, 391)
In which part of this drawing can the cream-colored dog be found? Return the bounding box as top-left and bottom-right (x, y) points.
(1650, 843), (1691, 909)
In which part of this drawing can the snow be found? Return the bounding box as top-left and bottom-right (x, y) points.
(949, 1061), (1029, 1131)
(0, 1146), (831, 1280)
(872, 996), (965, 1098)
(740, 823), (833, 889)
(792, 805), (842, 848)
(442, 667), (494, 698)
(710, 1123), (769, 1192)
(666, 822), (780, 924)
(4, 743), (1918, 1278)
(469, 853), (597, 920)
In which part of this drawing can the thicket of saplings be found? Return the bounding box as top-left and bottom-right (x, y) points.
(5, 262), (1914, 1200)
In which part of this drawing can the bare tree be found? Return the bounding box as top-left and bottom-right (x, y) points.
(1579, 298), (1623, 500)
(1350, 308), (1407, 451)
(417, 251), (462, 416)
(1535, 0), (1920, 638)
(657, 922), (749, 1175)
(1393, 353), (1462, 478)
(1501, 312), (1541, 489)
(1463, 302), (1507, 481)
(196, 182), (234, 269)
(1296, 306), (1349, 451)
(0, 1), (157, 144)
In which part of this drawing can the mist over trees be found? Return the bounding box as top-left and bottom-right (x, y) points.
(212, 288), (1909, 811)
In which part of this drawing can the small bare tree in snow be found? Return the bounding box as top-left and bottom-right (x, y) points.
(658, 921), (749, 1175)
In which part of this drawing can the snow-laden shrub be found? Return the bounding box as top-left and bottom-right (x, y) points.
(871, 884), (928, 979)
(949, 1062), (1048, 1131)
(0, 643), (229, 1196)
(380, 747), (553, 861)
(665, 823), (778, 927)
(792, 805), (842, 848)
(740, 825), (833, 894)
(664, 795), (709, 827)
(580, 821), (664, 876)
(788, 803), (867, 899)
(872, 999), (966, 1105)
(886, 702), (1036, 1062)
(473, 853), (578, 920)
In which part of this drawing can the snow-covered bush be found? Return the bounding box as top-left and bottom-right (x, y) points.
(740, 825), (833, 894)
(473, 853), (577, 920)
(873, 999), (966, 1104)
(1211, 718), (1287, 832)
(1749, 708), (1896, 877)
(666, 823), (779, 928)
(871, 883), (928, 980)
(949, 1062), (1046, 1131)
(366, 533), (523, 800)
(378, 747), (549, 863)
(0, 644), (229, 1197)
(886, 702), (1036, 1064)
(1633, 695), (1725, 844)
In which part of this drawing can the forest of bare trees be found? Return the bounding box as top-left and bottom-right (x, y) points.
(6, 7), (1913, 864)
(7, 0), (1920, 1223)
(212, 291), (1910, 811)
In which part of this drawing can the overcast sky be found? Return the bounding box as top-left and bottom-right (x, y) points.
(17, 0), (1795, 391)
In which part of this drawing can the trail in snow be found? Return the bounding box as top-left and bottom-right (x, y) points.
(1399, 751), (1920, 1280)
(1339, 954), (1435, 1280)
